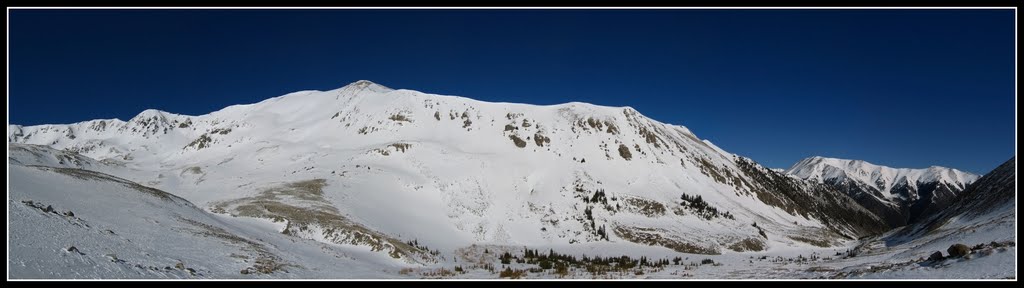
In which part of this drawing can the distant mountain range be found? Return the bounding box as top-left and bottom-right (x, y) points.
(786, 156), (979, 227)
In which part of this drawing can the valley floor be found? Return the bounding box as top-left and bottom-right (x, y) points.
(390, 236), (1015, 279)
(10, 190), (1015, 280)
(7, 151), (1015, 280)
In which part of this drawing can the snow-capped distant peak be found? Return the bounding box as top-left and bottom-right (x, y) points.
(785, 156), (980, 193)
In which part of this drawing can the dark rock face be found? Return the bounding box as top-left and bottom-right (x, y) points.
(827, 178), (906, 228)
(919, 157), (1016, 234)
(947, 244), (971, 258)
(825, 177), (968, 229)
(928, 251), (944, 261)
(908, 182), (960, 223)
(952, 158), (1015, 218)
(882, 157), (1016, 248)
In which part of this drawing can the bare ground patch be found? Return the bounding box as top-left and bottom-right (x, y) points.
(621, 197), (666, 217)
(211, 179), (432, 263)
(613, 226), (719, 255)
(176, 217), (298, 275)
(727, 238), (767, 252)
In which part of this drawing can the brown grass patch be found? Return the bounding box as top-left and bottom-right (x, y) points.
(727, 238), (766, 252)
(212, 179), (430, 262)
(622, 197), (666, 217)
(613, 226), (719, 255)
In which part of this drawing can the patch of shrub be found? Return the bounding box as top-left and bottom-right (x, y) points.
(679, 193), (733, 220)
(618, 144), (632, 160)
(510, 135), (527, 148)
(534, 133), (551, 147)
(184, 134), (213, 150)
(605, 121), (619, 134)
(389, 114), (411, 122)
(727, 238), (766, 252)
(499, 267), (526, 279)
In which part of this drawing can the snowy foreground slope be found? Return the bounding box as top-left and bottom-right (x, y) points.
(7, 81), (1015, 279)
(824, 157), (1017, 279)
(8, 150), (406, 278)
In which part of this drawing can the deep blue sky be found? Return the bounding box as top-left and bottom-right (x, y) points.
(9, 9), (1015, 174)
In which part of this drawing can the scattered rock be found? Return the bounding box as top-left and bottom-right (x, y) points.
(928, 251), (944, 261)
(43, 205), (54, 213)
(63, 211), (75, 217)
(990, 241), (1015, 248)
(240, 268), (251, 275)
(105, 254), (126, 263)
(948, 244), (971, 258)
(175, 262), (186, 270)
(186, 268), (197, 276)
(66, 246), (84, 255)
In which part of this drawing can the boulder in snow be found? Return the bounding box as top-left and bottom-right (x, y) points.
(947, 244), (971, 258)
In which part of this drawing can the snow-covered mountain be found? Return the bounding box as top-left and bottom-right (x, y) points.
(9, 80), (1010, 279)
(785, 156), (980, 227)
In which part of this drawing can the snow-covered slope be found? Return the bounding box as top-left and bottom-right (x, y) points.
(16, 80), (1005, 279)
(785, 157), (980, 226)
(8, 147), (414, 278)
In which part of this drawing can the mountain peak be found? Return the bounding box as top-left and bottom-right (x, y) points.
(349, 79), (376, 87)
(791, 156), (974, 175)
(786, 156), (980, 193)
(340, 80), (394, 93)
(131, 109), (169, 121)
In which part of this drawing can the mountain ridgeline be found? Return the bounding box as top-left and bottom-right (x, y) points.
(6, 80), (1006, 262)
(785, 157), (981, 228)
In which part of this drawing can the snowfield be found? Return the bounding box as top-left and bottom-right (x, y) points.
(7, 81), (1015, 279)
